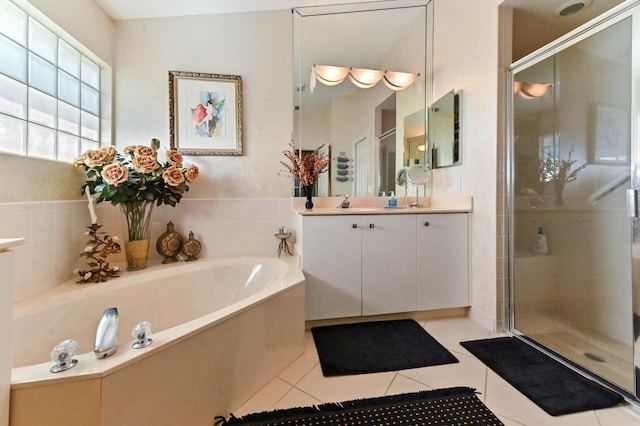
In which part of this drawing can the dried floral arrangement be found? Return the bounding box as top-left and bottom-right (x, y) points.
(538, 147), (587, 205)
(279, 141), (330, 186)
(74, 224), (121, 284)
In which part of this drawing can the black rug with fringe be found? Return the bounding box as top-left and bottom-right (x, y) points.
(460, 337), (624, 416)
(215, 386), (504, 426)
(311, 319), (458, 376)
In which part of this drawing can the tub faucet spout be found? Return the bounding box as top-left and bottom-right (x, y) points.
(94, 307), (119, 359)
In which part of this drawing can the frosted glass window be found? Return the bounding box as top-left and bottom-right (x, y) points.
(81, 111), (99, 141)
(28, 18), (56, 64)
(58, 71), (79, 106)
(81, 84), (99, 115)
(28, 88), (56, 128)
(58, 102), (79, 135)
(0, 35), (26, 82)
(81, 138), (98, 152)
(0, 0), (26, 45)
(81, 57), (99, 89)
(0, 114), (26, 155)
(57, 132), (79, 162)
(27, 123), (55, 159)
(29, 53), (56, 95)
(58, 40), (80, 78)
(0, 0), (107, 162)
(0, 74), (26, 118)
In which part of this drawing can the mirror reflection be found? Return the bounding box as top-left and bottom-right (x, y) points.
(293, 1), (430, 197)
(429, 90), (460, 168)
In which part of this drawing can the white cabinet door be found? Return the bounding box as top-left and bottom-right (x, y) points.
(302, 215), (362, 320)
(417, 213), (470, 310)
(361, 214), (417, 315)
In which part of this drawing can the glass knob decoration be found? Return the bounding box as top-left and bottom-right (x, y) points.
(50, 339), (79, 373)
(131, 321), (153, 349)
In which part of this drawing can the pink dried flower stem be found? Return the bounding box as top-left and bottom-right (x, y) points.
(279, 141), (329, 186)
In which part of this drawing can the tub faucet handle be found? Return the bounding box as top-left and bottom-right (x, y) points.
(50, 339), (79, 373)
(131, 321), (153, 349)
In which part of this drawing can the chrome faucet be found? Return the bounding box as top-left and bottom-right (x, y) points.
(338, 195), (350, 208)
(94, 307), (119, 359)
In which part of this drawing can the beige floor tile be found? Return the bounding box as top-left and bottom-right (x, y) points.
(386, 373), (432, 395)
(233, 377), (292, 417)
(278, 335), (320, 385)
(594, 405), (640, 426)
(423, 316), (497, 355)
(272, 387), (322, 411)
(399, 351), (488, 394)
(296, 363), (396, 403)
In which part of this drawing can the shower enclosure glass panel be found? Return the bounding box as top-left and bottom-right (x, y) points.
(511, 16), (633, 393)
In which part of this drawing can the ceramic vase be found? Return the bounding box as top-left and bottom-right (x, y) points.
(120, 200), (154, 270)
(302, 185), (314, 210)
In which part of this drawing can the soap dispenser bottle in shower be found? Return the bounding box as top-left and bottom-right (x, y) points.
(532, 227), (549, 255)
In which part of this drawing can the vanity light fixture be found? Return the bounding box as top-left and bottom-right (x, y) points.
(310, 64), (419, 93)
(514, 81), (552, 99)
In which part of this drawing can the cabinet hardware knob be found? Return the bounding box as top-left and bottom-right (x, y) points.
(423, 221), (430, 227)
(352, 224), (358, 228)
(369, 223), (375, 228)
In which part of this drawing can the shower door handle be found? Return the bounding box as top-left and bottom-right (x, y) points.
(627, 189), (639, 217)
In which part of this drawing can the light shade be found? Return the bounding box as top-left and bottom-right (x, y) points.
(514, 81), (552, 99)
(311, 64), (419, 93)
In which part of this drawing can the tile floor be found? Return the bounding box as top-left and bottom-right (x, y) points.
(233, 317), (640, 425)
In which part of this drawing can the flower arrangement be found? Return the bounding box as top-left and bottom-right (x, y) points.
(72, 139), (200, 207)
(279, 141), (329, 186)
(538, 147), (587, 205)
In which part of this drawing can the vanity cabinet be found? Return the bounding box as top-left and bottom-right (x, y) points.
(416, 213), (470, 310)
(361, 214), (417, 316)
(301, 212), (469, 320)
(302, 215), (362, 320)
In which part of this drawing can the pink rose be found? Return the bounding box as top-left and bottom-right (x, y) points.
(166, 150), (183, 167)
(133, 155), (159, 174)
(185, 164), (199, 183)
(134, 145), (157, 158)
(101, 162), (129, 185)
(162, 165), (185, 186)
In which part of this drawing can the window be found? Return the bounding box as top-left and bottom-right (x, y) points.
(0, 0), (107, 162)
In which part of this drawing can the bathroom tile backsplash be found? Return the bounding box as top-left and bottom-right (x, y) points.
(0, 198), (297, 302)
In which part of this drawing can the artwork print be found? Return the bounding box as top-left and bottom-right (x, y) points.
(169, 71), (243, 156)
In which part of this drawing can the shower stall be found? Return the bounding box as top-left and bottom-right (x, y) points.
(507, 1), (640, 401)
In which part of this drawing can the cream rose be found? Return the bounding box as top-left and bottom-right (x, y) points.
(123, 145), (137, 155)
(99, 146), (118, 163)
(84, 149), (109, 167)
(166, 149), (183, 167)
(133, 155), (159, 174)
(101, 162), (129, 185)
(185, 164), (199, 183)
(162, 165), (185, 186)
(134, 145), (157, 158)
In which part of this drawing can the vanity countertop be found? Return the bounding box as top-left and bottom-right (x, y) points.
(292, 196), (472, 216)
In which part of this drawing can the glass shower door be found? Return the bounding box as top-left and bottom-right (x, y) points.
(510, 14), (635, 394)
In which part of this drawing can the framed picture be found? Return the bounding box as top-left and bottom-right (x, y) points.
(169, 70), (243, 156)
(590, 105), (629, 165)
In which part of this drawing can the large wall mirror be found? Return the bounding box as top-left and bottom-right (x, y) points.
(293, 0), (433, 197)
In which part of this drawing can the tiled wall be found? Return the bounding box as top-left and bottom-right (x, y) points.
(0, 198), (297, 302)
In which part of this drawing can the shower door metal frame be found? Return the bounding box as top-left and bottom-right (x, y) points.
(505, 0), (640, 402)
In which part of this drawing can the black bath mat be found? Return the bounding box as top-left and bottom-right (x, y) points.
(460, 337), (624, 416)
(311, 319), (458, 376)
(216, 386), (504, 425)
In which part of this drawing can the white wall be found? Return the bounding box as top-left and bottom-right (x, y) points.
(432, 0), (502, 324)
(114, 11), (294, 198)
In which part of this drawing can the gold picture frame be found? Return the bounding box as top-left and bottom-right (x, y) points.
(169, 70), (243, 156)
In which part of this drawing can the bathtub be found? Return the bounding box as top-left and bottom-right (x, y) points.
(10, 256), (305, 426)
